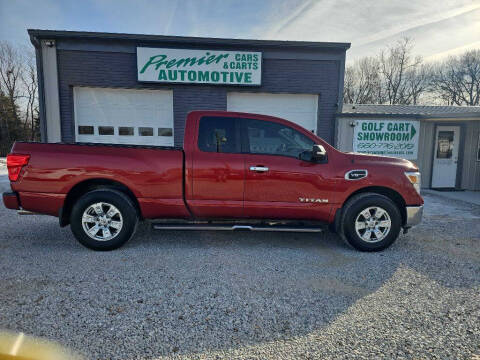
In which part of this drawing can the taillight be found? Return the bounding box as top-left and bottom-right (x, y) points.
(7, 154), (30, 182)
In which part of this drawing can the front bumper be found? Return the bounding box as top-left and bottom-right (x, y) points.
(405, 205), (423, 227)
(3, 192), (20, 210)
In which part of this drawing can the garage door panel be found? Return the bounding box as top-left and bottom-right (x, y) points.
(227, 92), (318, 134)
(74, 87), (174, 146)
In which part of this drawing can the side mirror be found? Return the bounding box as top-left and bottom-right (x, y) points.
(299, 150), (313, 162)
(299, 144), (327, 162)
(312, 144), (327, 162)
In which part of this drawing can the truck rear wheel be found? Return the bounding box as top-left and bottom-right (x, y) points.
(341, 193), (401, 252)
(70, 189), (138, 251)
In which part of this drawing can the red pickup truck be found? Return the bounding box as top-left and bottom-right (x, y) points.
(3, 110), (423, 251)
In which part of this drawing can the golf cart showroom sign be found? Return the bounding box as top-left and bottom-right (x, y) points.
(353, 120), (420, 160)
(137, 47), (262, 85)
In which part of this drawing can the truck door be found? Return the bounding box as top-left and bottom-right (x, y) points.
(242, 118), (335, 221)
(188, 116), (245, 218)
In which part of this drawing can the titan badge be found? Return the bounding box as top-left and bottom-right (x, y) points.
(299, 198), (329, 203)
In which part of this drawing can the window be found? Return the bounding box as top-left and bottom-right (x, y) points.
(158, 128), (173, 137)
(119, 127), (134, 136)
(139, 127), (154, 136)
(198, 117), (239, 153)
(245, 119), (314, 158)
(98, 126), (114, 135)
(78, 126), (94, 135)
(436, 131), (454, 159)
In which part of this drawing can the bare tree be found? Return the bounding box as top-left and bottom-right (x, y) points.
(344, 57), (382, 104)
(20, 49), (38, 140)
(402, 63), (432, 105)
(344, 37), (429, 105)
(0, 42), (26, 108)
(379, 37), (423, 104)
(0, 41), (24, 141)
(0, 41), (39, 154)
(430, 50), (480, 106)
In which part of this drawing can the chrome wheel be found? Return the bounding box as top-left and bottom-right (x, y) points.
(81, 202), (123, 241)
(354, 206), (391, 243)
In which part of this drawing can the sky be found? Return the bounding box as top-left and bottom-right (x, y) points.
(0, 0), (479, 63)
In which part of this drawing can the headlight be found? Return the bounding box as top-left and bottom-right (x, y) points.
(405, 171), (421, 194)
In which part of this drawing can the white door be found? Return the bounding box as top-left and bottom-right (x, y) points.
(227, 92), (318, 134)
(431, 126), (460, 188)
(74, 87), (174, 146)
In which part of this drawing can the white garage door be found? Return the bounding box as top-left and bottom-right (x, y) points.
(227, 92), (318, 134)
(74, 87), (174, 146)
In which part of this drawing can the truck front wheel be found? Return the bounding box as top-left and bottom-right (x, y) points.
(70, 189), (138, 251)
(341, 193), (401, 252)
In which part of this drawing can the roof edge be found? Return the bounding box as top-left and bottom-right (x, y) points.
(337, 112), (480, 120)
(337, 113), (419, 119)
(27, 29), (351, 50)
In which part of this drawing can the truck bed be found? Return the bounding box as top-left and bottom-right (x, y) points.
(9, 142), (189, 219)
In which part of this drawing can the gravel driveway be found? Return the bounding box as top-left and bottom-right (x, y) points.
(0, 193), (479, 359)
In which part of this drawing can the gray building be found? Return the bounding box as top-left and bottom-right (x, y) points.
(28, 29), (349, 147)
(337, 104), (480, 190)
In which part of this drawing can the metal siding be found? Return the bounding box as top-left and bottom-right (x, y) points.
(456, 124), (466, 189)
(55, 39), (347, 61)
(461, 121), (480, 190)
(335, 117), (354, 151)
(475, 121), (480, 190)
(173, 87), (226, 146)
(56, 50), (341, 146)
(418, 121), (434, 188)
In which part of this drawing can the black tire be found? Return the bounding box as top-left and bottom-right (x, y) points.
(70, 189), (138, 251)
(341, 192), (402, 252)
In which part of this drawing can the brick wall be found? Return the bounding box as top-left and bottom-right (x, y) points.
(56, 50), (340, 145)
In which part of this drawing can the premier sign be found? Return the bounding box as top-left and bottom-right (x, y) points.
(353, 120), (420, 160)
(137, 47), (262, 85)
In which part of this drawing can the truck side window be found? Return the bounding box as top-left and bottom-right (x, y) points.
(198, 117), (239, 153)
(245, 119), (314, 158)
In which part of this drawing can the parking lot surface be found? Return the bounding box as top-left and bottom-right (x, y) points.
(0, 191), (479, 360)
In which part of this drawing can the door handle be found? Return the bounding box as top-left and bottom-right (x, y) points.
(250, 166), (269, 172)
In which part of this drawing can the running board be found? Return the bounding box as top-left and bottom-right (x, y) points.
(152, 223), (323, 233)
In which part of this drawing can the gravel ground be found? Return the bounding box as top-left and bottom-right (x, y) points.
(0, 192), (479, 359)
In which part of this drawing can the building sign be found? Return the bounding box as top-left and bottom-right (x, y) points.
(353, 120), (419, 159)
(137, 47), (262, 85)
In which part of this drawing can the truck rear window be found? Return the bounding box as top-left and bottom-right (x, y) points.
(198, 117), (239, 153)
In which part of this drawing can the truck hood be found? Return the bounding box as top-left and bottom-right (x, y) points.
(347, 152), (418, 171)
